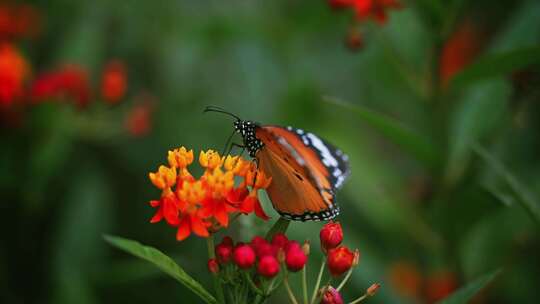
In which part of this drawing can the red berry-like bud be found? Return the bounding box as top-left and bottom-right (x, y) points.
(327, 246), (355, 277)
(271, 233), (289, 249)
(285, 240), (301, 253)
(320, 222), (343, 252)
(233, 244), (256, 269)
(250, 236), (266, 248)
(255, 242), (278, 258)
(215, 243), (233, 264)
(207, 258), (219, 274)
(221, 236), (234, 246)
(328, 0), (354, 10)
(257, 255), (280, 278)
(285, 246), (307, 272)
(320, 286), (343, 304)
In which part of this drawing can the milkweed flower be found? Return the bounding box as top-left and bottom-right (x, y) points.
(148, 147), (272, 241)
(30, 65), (90, 107)
(101, 60), (127, 104)
(0, 43), (28, 107)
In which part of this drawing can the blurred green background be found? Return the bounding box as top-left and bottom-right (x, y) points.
(2, 0), (540, 303)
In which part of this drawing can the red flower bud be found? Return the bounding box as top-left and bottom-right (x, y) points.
(250, 235), (266, 248)
(320, 222), (343, 252)
(257, 255), (280, 278)
(320, 286), (343, 304)
(328, 0), (354, 10)
(327, 246), (355, 277)
(207, 258), (219, 274)
(221, 236), (234, 247)
(255, 242), (278, 258)
(285, 246), (307, 272)
(233, 244), (256, 269)
(215, 243), (233, 264)
(271, 233), (289, 249)
(285, 240), (301, 253)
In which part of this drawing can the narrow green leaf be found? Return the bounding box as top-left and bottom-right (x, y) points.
(437, 269), (501, 304)
(475, 146), (540, 226)
(324, 96), (438, 167)
(104, 235), (217, 304)
(451, 47), (540, 89)
(265, 217), (290, 240)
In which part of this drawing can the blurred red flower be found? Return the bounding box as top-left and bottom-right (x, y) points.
(353, 0), (401, 24)
(0, 3), (41, 40)
(439, 20), (482, 87)
(0, 43), (28, 107)
(388, 261), (423, 298)
(30, 65), (91, 107)
(424, 271), (457, 303)
(101, 60), (127, 104)
(125, 98), (154, 137)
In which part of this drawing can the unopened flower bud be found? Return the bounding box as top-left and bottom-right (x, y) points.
(367, 283), (380, 297)
(302, 240), (310, 256)
(285, 246), (307, 272)
(277, 248), (286, 263)
(257, 255), (280, 278)
(233, 244), (256, 269)
(207, 258), (219, 274)
(320, 286), (343, 304)
(352, 249), (360, 266)
(327, 246), (355, 277)
(320, 222), (343, 252)
(271, 233), (289, 249)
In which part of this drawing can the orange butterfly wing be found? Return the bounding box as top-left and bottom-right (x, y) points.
(255, 126), (348, 221)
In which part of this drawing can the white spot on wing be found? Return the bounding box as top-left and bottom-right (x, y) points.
(305, 133), (339, 168)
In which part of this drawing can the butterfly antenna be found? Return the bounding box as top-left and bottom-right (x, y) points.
(203, 106), (241, 120)
(221, 129), (237, 155)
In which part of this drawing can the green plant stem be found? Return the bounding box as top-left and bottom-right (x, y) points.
(284, 274), (299, 304)
(348, 294), (368, 304)
(244, 272), (265, 296)
(207, 236), (225, 304)
(336, 268), (354, 291)
(302, 266), (308, 304)
(310, 259), (326, 304)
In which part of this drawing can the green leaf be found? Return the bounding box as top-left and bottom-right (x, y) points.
(104, 235), (217, 304)
(444, 79), (510, 186)
(437, 269), (501, 304)
(265, 217), (290, 240)
(323, 96), (438, 167)
(451, 47), (540, 89)
(474, 146), (540, 226)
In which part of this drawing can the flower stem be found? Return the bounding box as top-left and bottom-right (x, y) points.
(336, 268), (353, 291)
(310, 258), (326, 304)
(284, 274), (299, 304)
(206, 236), (225, 304)
(244, 272), (265, 296)
(302, 266), (308, 304)
(348, 294), (368, 304)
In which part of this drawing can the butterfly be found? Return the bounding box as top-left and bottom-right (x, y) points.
(205, 106), (350, 222)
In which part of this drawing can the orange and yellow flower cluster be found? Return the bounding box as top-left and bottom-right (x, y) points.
(148, 147), (272, 241)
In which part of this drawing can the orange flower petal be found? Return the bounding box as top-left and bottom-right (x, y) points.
(176, 217), (191, 241)
(190, 215), (210, 237)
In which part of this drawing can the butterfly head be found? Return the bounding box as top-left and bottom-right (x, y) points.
(234, 120), (264, 157)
